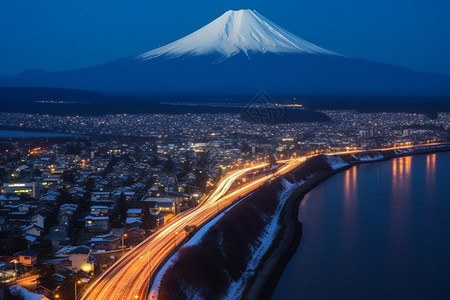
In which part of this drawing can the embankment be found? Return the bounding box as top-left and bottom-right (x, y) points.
(156, 143), (450, 300)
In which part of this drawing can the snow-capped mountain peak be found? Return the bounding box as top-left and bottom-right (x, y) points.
(138, 9), (337, 61)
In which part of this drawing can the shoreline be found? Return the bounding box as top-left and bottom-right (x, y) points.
(244, 144), (450, 300)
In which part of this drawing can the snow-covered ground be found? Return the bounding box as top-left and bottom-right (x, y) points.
(150, 177), (307, 300)
(394, 148), (414, 155)
(326, 156), (349, 170)
(148, 194), (252, 299)
(224, 178), (304, 299)
(8, 285), (48, 300)
(351, 153), (384, 161)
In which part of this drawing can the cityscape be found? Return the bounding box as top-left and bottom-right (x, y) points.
(1, 1), (450, 300)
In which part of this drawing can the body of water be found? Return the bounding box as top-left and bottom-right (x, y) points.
(0, 129), (76, 138)
(274, 152), (450, 299)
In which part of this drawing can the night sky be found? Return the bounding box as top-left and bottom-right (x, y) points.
(1, 0), (449, 76)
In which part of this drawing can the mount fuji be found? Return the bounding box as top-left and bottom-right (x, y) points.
(2, 9), (450, 97)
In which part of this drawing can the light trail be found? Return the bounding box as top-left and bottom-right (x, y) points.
(80, 158), (306, 300)
(80, 142), (447, 300)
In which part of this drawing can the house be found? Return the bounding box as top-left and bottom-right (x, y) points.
(58, 212), (73, 227)
(0, 195), (21, 206)
(23, 234), (39, 246)
(0, 208), (9, 231)
(125, 227), (146, 245)
(68, 246), (94, 272)
(49, 225), (68, 237)
(23, 224), (45, 237)
(0, 255), (20, 281)
(8, 211), (30, 228)
(90, 205), (110, 216)
(46, 224), (70, 249)
(31, 212), (47, 228)
(112, 190), (135, 202)
(54, 245), (76, 258)
(126, 208), (142, 218)
(39, 191), (59, 204)
(91, 191), (111, 201)
(46, 235), (70, 249)
(14, 204), (31, 213)
(125, 217), (142, 229)
(14, 249), (38, 267)
(88, 233), (121, 251)
(59, 204), (78, 215)
(85, 215), (109, 233)
(143, 195), (180, 214)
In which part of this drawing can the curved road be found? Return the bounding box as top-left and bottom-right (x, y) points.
(80, 159), (306, 300)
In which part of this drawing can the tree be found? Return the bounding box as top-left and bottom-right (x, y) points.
(36, 263), (56, 287)
(163, 156), (174, 174)
(103, 155), (118, 176)
(109, 208), (122, 228)
(84, 177), (95, 192)
(57, 277), (77, 300)
(62, 171), (75, 183)
(78, 192), (91, 215)
(56, 189), (74, 206)
(195, 168), (208, 194)
(268, 152), (277, 167)
(33, 237), (53, 259)
(240, 141), (251, 156)
(142, 203), (151, 230)
(4, 235), (28, 256)
(117, 192), (128, 224)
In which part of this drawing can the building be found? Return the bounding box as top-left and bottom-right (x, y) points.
(23, 224), (44, 237)
(88, 233), (121, 251)
(2, 182), (40, 198)
(143, 196), (180, 214)
(85, 215), (109, 233)
(68, 246), (94, 272)
(14, 249), (38, 267)
(90, 205), (111, 216)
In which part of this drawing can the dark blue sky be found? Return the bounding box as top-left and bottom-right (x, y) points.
(1, 0), (450, 76)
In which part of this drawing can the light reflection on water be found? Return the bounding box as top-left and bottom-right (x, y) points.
(274, 152), (450, 300)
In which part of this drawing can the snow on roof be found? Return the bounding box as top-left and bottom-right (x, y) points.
(15, 249), (38, 256)
(24, 234), (38, 243)
(85, 215), (109, 221)
(90, 205), (109, 209)
(69, 246), (91, 254)
(126, 208), (142, 214)
(55, 245), (75, 256)
(23, 224), (44, 231)
(125, 217), (142, 224)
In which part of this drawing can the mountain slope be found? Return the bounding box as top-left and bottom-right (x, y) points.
(1, 9), (450, 96)
(138, 9), (337, 60)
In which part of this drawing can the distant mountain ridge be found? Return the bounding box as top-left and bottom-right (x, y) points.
(1, 9), (450, 97)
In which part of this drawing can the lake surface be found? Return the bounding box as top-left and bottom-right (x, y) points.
(0, 129), (75, 138)
(274, 152), (450, 299)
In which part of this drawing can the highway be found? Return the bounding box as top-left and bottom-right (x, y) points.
(80, 142), (446, 300)
(80, 157), (307, 300)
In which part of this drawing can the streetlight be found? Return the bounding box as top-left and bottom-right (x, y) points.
(122, 233), (128, 253)
(54, 294), (60, 299)
(10, 258), (18, 275)
(74, 279), (81, 300)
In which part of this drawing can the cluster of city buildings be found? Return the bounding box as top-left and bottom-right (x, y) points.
(0, 138), (207, 297)
(0, 109), (448, 297)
